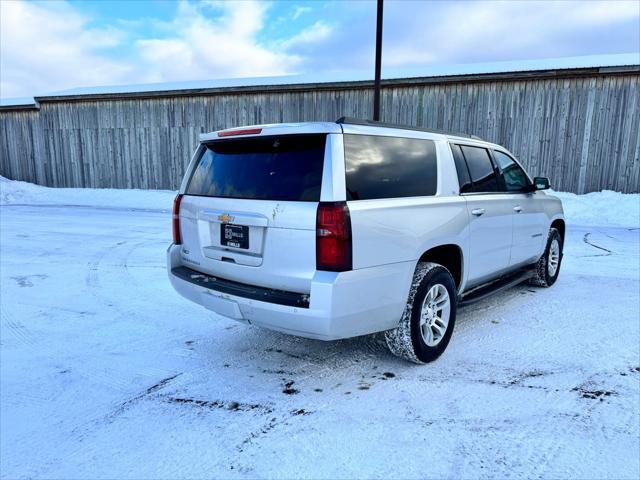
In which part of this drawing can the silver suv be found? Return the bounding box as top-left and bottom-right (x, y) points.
(167, 118), (565, 363)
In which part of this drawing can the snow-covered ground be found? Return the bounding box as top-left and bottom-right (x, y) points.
(1, 178), (639, 479)
(3, 176), (638, 228)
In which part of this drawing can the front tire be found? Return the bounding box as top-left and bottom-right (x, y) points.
(385, 262), (457, 364)
(530, 227), (563, 287)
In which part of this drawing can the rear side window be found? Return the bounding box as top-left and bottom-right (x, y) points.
(187, 134), (326, 202)
(344, 134), (437, 200)
(459, 145), (500, 193)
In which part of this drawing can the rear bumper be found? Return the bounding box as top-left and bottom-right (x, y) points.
(167, 243), (412, 340)
(171, 266), (310, 308)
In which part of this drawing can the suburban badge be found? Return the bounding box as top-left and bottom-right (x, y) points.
(218, 213), (233, 223)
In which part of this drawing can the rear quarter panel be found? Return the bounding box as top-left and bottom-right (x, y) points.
(348, 196), (470, 271)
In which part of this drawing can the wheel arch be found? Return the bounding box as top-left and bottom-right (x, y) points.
(550, 218), (566, 243)
(417, 244), (464, 291)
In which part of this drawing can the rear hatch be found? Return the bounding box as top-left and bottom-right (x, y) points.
(178, 133), (327, 294)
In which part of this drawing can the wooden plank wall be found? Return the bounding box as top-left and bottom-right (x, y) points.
(1, 72), (638, 193)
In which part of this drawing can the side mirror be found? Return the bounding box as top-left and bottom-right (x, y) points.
(533, 177), (550, 190)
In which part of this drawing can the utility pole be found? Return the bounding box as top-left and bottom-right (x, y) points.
(373, 0), (383, 121)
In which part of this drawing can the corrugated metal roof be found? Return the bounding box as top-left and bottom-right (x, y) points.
(2, 53), (638, 107)
(0, 97), (39, 108)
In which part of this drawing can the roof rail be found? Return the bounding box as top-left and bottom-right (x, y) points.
(335, 116), (482, 140)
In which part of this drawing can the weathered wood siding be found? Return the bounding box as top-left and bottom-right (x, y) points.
(1, 70), (639, 193)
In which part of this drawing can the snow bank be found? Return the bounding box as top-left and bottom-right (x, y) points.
(550, 190), (639, 229)
(1, 176), (638, 228)
(0, 176), (175, 211)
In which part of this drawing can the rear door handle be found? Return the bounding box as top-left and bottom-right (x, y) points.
(471, 208), (486, 216)
(513, 205), (523, 213)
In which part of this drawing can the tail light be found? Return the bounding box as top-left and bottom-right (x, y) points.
(316, 202), (352, 272)
(172, 194), (183, 244)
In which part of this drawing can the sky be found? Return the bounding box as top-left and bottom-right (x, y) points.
(1, 0), (639, 99)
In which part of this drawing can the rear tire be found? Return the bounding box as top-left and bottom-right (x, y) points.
(385, 262), (457, 364)
(529, 227), (563, 287)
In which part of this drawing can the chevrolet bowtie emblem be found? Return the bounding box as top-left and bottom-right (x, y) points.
(218, 213), (234, 223)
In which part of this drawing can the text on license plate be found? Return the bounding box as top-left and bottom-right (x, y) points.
(221, 224), (249, 249)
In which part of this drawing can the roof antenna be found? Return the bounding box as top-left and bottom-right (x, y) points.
(372, 0), (384, 122)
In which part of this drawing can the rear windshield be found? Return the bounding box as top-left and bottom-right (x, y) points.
(186, 134), (326, 201)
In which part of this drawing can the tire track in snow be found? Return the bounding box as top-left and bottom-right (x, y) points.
(583, 232), (613, 255)
(84, 236), (166, 319)
(0, 302), (37, 347)
(16, 373), (183, 480)
(3, 307), (140, 396)
(86, 237), (198, 360)
(119, 239), (171, 305)
(65, 374), (182, 444)
(81, 235), (194, 393)
(84, 238), (150, 317)
(74, 238), (173, 393)
(85, 235), (173, 319)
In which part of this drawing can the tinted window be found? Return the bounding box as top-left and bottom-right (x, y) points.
(459, 145), (499, 193)
(344, 134), (437, 200)
(186, 134), (325, 201)
(493, 150), (530, 192)
(450, 144), (472, 193)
